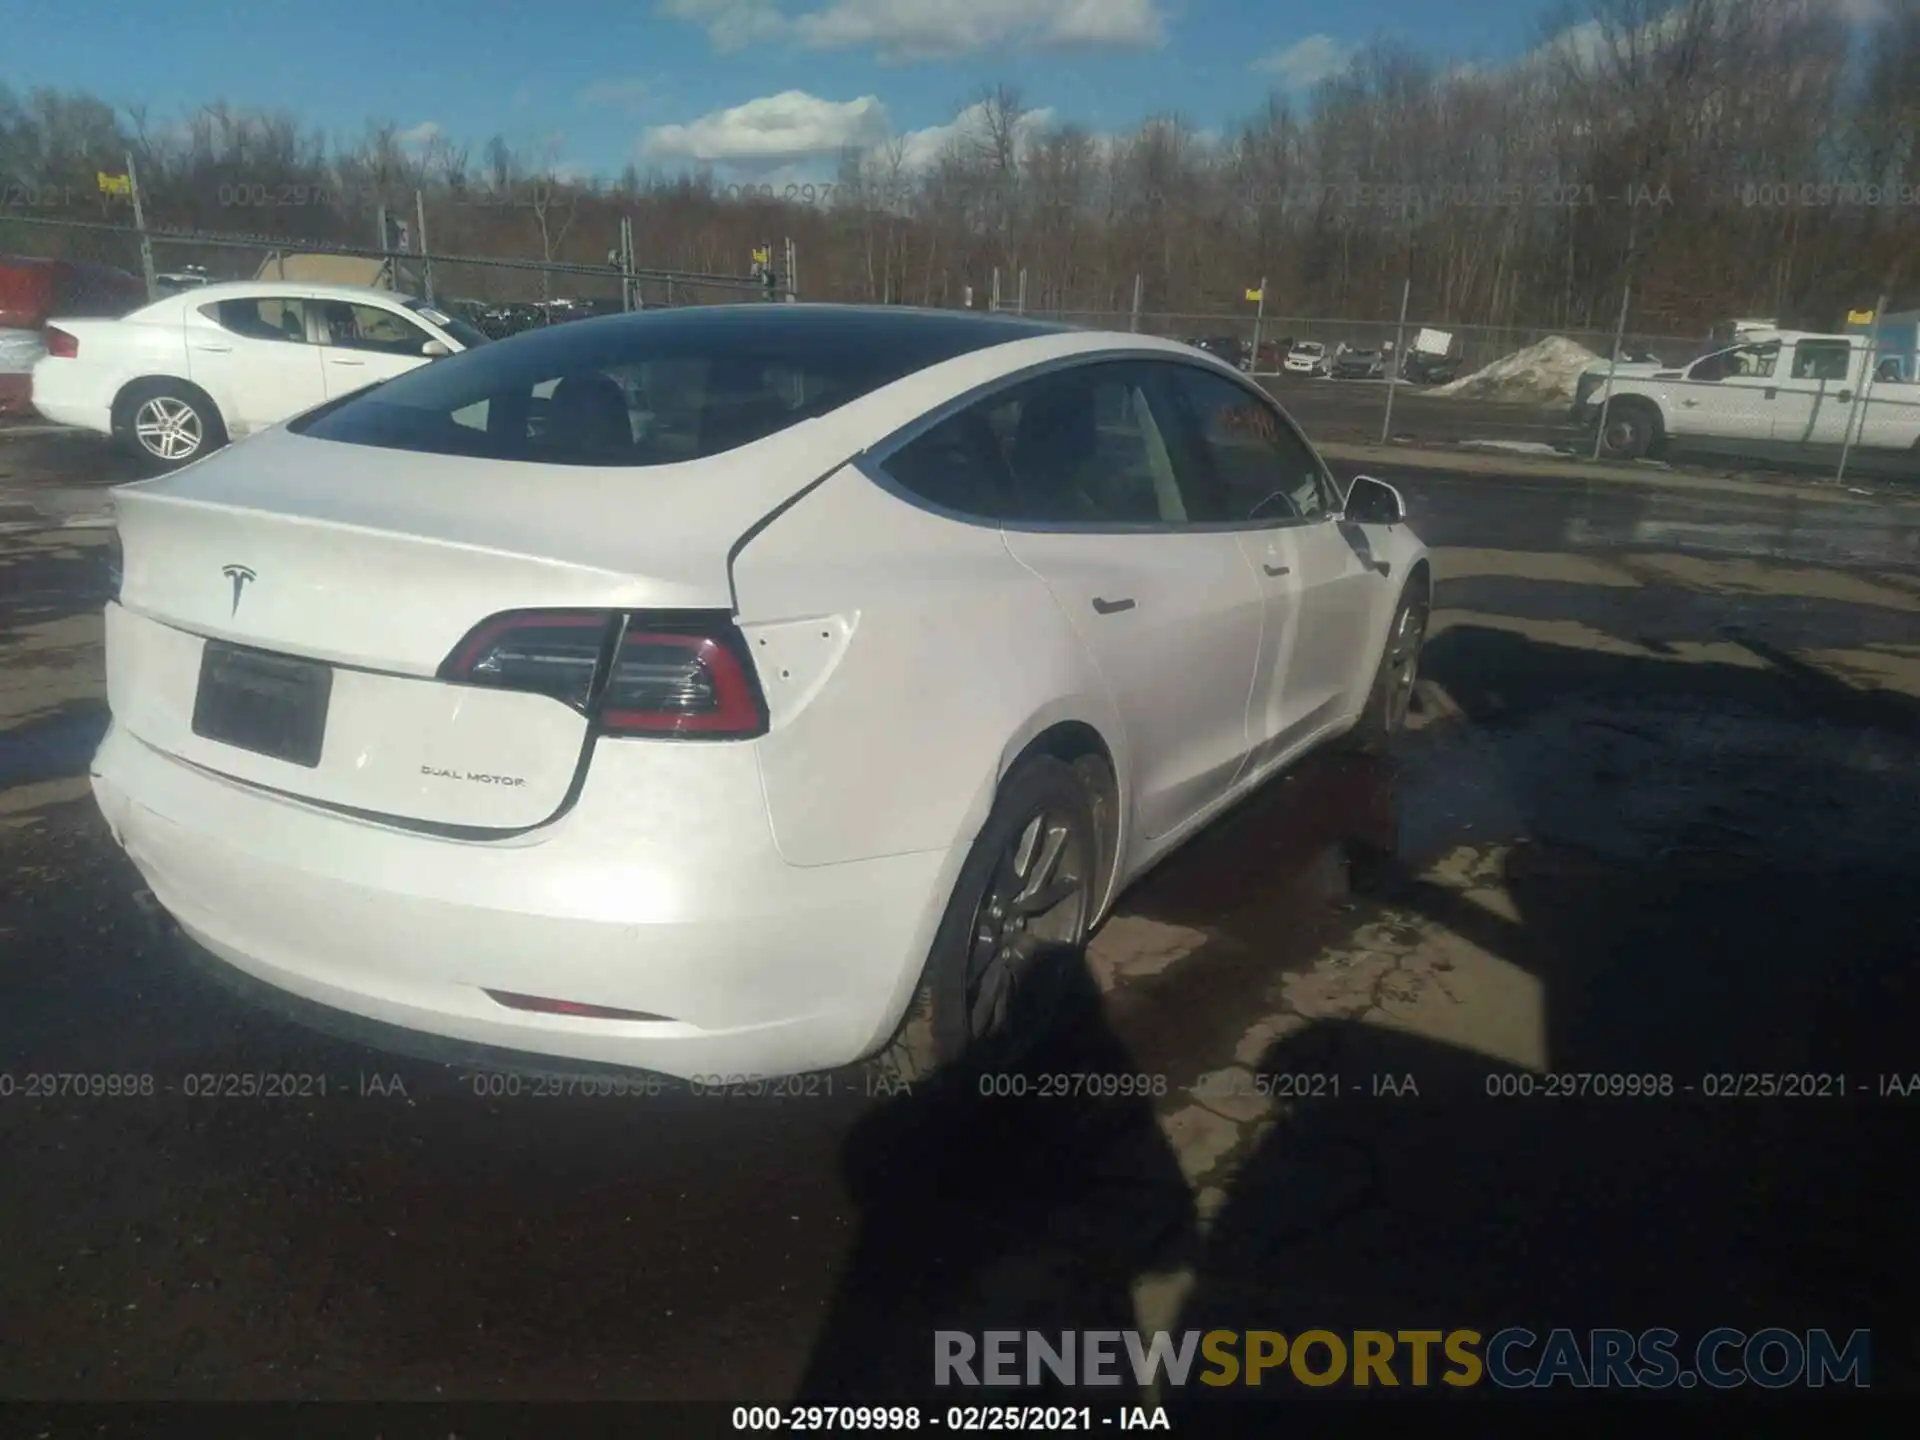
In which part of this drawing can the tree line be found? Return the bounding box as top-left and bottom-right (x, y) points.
(3, 0), (1916, 335)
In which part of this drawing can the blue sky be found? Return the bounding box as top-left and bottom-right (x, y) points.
(3, 0), (1646, 181)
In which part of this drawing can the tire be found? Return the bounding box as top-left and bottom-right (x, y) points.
(1595, 399), (1659, 461)
(871, 755), (1100, 1087)
(1347, 581), (1430, 755)
(115, 381), (226, 474)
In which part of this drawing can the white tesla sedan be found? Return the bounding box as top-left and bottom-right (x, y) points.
(91, 305), (1429, 1083)
(31, 280), (484, 473)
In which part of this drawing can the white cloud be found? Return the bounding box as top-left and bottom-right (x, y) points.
(895, 98), (1059, 170)
(1252, 34), (1357, 90)
(641, 90), (892, 169)
(579, 77), (651, 111)
(397, 120), (444, 148)
(654, 0), (790, 52)
(656, 0), (1166, 60)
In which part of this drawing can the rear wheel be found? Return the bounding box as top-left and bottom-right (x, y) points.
(115, 381), (226, 474)
(873, 755), (1098, 1086)
(1348, 582), (1429, 754)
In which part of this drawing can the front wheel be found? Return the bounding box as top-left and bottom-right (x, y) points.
(1347, 583), (1429, 754)
(873, 755), (1099, 1086)
(1595, 400), (1658, 461)
(116, 382), (226, 474)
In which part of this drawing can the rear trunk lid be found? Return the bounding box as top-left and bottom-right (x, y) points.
(106, 424), (824, 829)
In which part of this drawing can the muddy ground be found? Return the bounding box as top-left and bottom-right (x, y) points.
(0, 429), (1917, 1410)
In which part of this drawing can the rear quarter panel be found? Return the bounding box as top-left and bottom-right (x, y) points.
(730, 462), (1125, 870)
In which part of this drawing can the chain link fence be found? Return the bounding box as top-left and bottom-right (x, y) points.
(6, 208), (1917, 484)
(1, 212), (776, 323)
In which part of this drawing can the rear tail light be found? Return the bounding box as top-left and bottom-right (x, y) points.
(439, 609), (768, 739)
(44, 327), (78, 359)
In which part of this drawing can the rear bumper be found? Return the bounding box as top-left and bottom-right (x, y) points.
(28, 359), (114, 435)
(90, 722), (958, 1080)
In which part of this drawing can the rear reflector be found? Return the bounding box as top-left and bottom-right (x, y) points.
(44, 327), (78, 359)
(485, 990), (671, 1022)
(440, 609), (768, 739)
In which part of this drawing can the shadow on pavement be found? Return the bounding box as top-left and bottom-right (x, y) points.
(1163, 621), (1920, 1411)
(796, 954), (1200, 1404)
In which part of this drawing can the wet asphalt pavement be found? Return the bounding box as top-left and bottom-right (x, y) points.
(1, 426), (1918, 1414)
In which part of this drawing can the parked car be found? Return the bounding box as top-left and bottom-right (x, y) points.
(1186, 335), (1242, 366)
(31, 281), (486, 473)
(1283, 340), (1330, 376)
(0, 254), (148, 417)
(155, 267), (213, 295)
(92, 305), (1430, 1084)
(1247, 337), (1290, 373)
(481, 302), (545, 338)
(1400, 349), (1464, 385)
(1332, 348), (1386, 380)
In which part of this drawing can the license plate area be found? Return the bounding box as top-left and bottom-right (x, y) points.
(191, 640), (332, 768)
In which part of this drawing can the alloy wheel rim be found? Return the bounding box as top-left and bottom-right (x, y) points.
(1604, 417), (1637, 452)
(1385, 603), (1426, 730)
(964, 806), (1092, 1049)
(133, 397), (203, 461)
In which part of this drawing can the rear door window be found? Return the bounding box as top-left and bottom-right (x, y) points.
(204, 297), (312, 344)
(886, 362), (1191, 526)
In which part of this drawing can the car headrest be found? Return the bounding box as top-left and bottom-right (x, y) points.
(548, 373), (632, 456)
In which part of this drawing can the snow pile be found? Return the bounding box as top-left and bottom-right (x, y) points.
(1430, 335), (1602, 404)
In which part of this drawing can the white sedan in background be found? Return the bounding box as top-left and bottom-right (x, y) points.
(32, 280), (484, 473)
(92, 305), (1429, 1084)
(1283, 341), (1331, 377)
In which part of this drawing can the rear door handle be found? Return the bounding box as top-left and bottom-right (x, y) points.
(1263, 563), (1291, 577)
(190, 343), (233, 353)
(329, 357), (366, 367)
(1091, 597), (1135, 615)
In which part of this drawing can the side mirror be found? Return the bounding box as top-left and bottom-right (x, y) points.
(1344, 474), (1405, 526)
(422, 339), (451, 358)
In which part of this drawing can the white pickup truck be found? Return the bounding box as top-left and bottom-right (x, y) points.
(1575, 329), (1920, 466)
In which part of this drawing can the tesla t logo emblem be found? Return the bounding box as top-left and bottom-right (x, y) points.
(221, 564), (256, 616)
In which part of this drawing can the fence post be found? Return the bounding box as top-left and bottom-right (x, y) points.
(124, 151), (157, 301)
(1252, 275), (1267, 373)
(1130, 273), (1142, 332)
(990, 267), (1000, 313)
(415, 190), (433, 303)
(1835, 291), (1886, 487)
(623, 217), (640, 311)
(1379, 277), (1411, 446)
(1591, 279), (1634, 462)
(785, 236), (797, 303)
(1017, 268), (1027, 315)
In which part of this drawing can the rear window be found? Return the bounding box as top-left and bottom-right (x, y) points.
(291, 307), (1049, 466)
